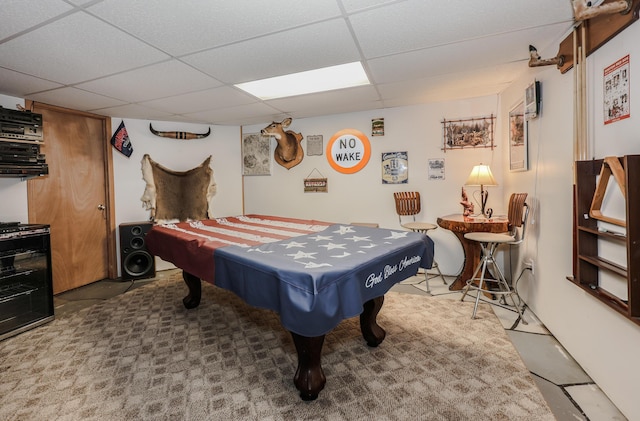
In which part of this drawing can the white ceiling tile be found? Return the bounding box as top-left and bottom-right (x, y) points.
(91, 103), (176, 121)
(140, 86), (258, 114)
(183, 19), (361, 84)
(66, 0), (101, 5)
(349, 0), (573, 58)
(266, 85), (381, 114)
(0, 0), (73, 40)
(88, 0), (343, 56)
(27, 87), (126, 111)
(186, 102), (285, 125)
(76, 60), (223, 102)
(378, 62), (524, 105)
(340, 0), (401, 13)
(0, 12), (169, 84)
(0, 68), (63, 97)
(368, 22), (572, 84)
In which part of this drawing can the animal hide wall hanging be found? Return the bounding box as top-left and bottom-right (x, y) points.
(140, 154), (216, 223)
(260, 118), (304, 169)
(149, 123), (211, 140)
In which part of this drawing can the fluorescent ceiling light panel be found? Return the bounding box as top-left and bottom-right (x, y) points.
(235, 62), (370, 100)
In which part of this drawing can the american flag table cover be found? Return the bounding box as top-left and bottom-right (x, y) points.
(146, 215), (434, 336)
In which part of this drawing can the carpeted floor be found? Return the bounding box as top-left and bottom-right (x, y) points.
(0, 273), (554, 420)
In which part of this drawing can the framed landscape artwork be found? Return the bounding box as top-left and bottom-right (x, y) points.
(441, 115), (495, 151)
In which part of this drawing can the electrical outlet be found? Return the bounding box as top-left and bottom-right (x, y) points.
(524, 259), (535, 275)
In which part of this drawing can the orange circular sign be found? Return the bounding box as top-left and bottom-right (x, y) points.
(326, 129), (371, 174)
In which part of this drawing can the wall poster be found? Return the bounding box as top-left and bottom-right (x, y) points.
(428, 158), (445, 180)
(306, 135), (323, 156)
(242, 133), (271, 176)
(604, 54), (630, 125)
(381, 151), (408, 184)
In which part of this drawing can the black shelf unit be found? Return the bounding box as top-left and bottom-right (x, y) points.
(0, 224), (54, 340)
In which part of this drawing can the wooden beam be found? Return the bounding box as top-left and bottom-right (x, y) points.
(558, 0), (640, 74)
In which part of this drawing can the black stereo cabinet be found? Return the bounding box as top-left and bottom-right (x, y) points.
(0, 224), (54, 341)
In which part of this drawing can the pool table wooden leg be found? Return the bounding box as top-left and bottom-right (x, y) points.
(360, 296), (386, 347)
(290, 295), (386, 400)
(291, 333), (326, 401)
(182, 271), (202, 309)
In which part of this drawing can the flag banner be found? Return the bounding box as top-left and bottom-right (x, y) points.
(110, 120), (133, 157)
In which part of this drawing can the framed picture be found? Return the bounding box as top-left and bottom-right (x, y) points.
(428, 158), (445, 180)
(441, 115), (495, 151)
(381, 151), (408, 184)
(525, 80), (540, 120)
(242, 133), (271, 176)
(306, 134), (324, 156)
(509, 101), (528, 172)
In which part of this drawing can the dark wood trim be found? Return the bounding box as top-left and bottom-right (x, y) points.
(558, 0), (640, 74)
(103, 118), (117, 279)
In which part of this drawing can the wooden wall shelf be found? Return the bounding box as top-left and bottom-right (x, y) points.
(570, 155), (640, 326)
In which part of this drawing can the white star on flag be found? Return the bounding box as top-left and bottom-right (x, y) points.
(247, 248), (273, 253)
(361, 243), (376, 249)
(319, 242), (346, 250)
(386, 231), (409, 239)
(280, 241), (307, 249)
(334, 226), (355, 235)
(331, 252), (351, 258)
(310, 235), (333, 241)
(345, 235), (370, 242)
(287, 250), (318, 259)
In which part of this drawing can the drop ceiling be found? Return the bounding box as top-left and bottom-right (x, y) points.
(0, 0), (575, 126)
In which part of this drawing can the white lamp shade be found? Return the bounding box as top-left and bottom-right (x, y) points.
(465, 164), (497, 186)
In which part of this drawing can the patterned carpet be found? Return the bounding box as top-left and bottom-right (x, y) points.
(0, 273), (554, 420)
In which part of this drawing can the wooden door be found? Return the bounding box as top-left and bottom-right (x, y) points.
(27, 103), (116, 294)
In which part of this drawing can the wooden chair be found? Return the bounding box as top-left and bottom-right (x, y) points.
(460, 193), (529, 322)
(393, 192), (447, 293)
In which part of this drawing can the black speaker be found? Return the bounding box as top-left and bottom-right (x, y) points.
(119, 222), (155, 281)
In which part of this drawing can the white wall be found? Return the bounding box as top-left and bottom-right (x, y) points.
(0, 107), (244, 274)
(242, 96), (504, 277)
(501, 22), (640, 421)
(111, 118), (243, 272)
(112, 118), (243, 224)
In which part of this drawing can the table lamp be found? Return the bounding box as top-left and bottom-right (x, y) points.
(465, 164), (497, 217)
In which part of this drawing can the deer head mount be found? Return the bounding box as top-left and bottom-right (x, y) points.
(260, 118), (304, 170)
(528, 45), (565, 68)
(571, 0), (631, 21)
(149, 123), (211, 140)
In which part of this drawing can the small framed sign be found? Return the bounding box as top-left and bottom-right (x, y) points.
(372, 118), (384, 136)
(304, 168), (328, 193)
(381, 151), (408, 184)
(525, 80), (540, 120)
(428, 158), (445, 180)
(306, 134), (324, 156)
